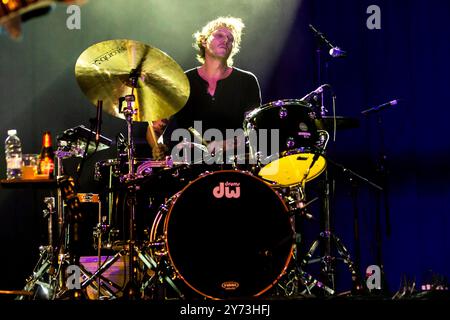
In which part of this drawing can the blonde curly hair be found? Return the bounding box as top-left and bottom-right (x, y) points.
(193, 16), (245, 66)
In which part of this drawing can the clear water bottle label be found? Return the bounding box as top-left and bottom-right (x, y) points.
(7, 155), (22, 169)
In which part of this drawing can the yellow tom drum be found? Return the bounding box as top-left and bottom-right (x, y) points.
(244, 99), (326, 187)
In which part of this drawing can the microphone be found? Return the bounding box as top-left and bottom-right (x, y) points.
(309, 24), (347, 58)
(300, 84), (329, 101)
(329, 47), (346, 58)
(361, 99), (400, 115)
(95, 100), (103, 144)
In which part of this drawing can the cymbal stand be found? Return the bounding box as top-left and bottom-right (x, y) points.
(118, 71), (166, 298)
(99, 72), (186, 300)
(117, 90), (141, 298)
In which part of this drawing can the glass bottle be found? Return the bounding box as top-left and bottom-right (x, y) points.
(39, 131), (55, 179)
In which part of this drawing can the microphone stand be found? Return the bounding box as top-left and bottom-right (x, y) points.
(309, 24), (333, 288)
(362, 107), (392, 294)
(307, 25), (362, 293)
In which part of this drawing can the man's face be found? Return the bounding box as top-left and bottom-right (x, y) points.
(204, 27), (234, 61)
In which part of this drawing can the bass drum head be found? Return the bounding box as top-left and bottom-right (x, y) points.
(165, 170), (294, 299)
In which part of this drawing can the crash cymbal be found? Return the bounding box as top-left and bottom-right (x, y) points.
(75, 39), (190, 122)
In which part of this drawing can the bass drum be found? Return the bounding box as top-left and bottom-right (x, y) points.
(149, 170), (294, 300)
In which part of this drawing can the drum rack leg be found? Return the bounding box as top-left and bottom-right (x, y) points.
(296, 268), (335, 296)
(15, 246), (56, 300)
(78, 252), (125, 299)
(276, 243), (335, 297)
(275, 186), (335, 298)
(135, 246), (184, 300)
(300, 230), (363, 294)
(75, 244), (184, 300)
(15, 197), (66, 300)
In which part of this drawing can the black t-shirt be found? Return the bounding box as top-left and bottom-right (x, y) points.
(164, 67), (261, 145)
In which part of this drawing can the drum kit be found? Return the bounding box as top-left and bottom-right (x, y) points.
(17, 39), (365, 300)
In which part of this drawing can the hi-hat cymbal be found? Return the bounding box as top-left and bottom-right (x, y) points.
(75, 39), (190, 122)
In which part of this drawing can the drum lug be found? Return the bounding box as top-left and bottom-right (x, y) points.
(279, 107), (288, 119)
(286, 137), (295, 148)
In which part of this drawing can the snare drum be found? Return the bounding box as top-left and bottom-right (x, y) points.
(244, 99), (327, 186)
(149, 170), (294, 299)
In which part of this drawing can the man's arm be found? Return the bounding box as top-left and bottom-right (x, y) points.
(146, 119), (169, 159)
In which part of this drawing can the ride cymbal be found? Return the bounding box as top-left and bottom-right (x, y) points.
(75, 39), (190, 122)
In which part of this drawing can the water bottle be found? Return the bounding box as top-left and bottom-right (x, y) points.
(5, 129), (22, 179)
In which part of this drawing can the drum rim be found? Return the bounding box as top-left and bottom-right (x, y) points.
(163, 169), (294, 300)
(261, 147), (323, 162)
(261, 98), (311, 109)
(95, 157), (154, 165)
(244, 99), (312, 125)
(258, 152), (327, 187)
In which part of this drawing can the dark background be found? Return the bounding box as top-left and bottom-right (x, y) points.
(0, 0), (449, 296)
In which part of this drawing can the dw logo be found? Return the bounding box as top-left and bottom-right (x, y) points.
(213, 182), (240, 199)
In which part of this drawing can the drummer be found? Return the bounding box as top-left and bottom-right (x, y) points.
(149, 16), (261, 162)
